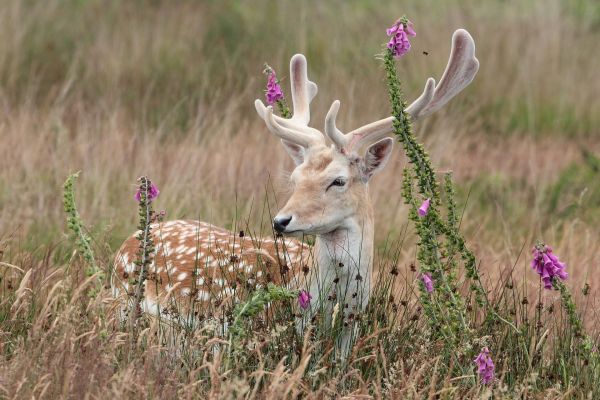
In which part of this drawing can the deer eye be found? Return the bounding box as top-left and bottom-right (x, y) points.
(327, 177), (347, 191)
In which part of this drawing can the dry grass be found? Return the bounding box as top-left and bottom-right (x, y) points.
(1, 0), (600, 398)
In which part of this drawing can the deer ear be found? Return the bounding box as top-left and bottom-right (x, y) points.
(362, 138), (394, 181)
(281, 139), (305, 166)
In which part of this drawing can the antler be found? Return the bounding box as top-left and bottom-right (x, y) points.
(255, 54), (325, 148)
(325, 29), (479, 153)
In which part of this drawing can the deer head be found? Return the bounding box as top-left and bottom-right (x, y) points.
(255, 29), (479, 237)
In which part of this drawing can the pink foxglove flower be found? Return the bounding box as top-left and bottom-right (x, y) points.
(387, 18), (416, 58)
(135, 182), (160, 203)
(264, 67), (284, 105)
(298, 289), (312, 310)
(421, 272), (434, 293)
(474, 347), (495, 384)
(531, 243), (568, 290)
(418, 198), (430, 217)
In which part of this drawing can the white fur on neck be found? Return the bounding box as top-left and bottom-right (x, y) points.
(309, 209), (374, 313)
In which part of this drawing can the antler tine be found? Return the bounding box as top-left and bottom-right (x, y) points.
(325, 100), (349, 149)
(258, 104), (319, 148)
(255, 54), (325, 147)
(409, 29), (479, 119)
(335, 29), (478, 153)
(405, 77), (436, 117)
(290, 54), (317, 125)
(325, 100), (395, 154)
(254, 100), (325, 147)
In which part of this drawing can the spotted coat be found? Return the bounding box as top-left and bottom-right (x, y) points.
(112, 220), (312, 317)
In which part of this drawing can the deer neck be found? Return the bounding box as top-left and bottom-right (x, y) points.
(312, 197), (374, 308)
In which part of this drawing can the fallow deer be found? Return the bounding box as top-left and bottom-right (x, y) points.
(112, 29), (479, 350)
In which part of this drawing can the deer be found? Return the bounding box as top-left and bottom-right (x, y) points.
(112, 29), (479, 355)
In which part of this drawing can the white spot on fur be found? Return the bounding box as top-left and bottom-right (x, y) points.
(166, 261), (175, 273)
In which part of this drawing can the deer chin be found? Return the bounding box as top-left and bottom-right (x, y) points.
(278, 229), (309, 239)
(281, 220), (343, 237)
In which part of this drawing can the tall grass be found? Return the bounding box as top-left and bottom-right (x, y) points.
(1, 0), (600, 398)
(0, 0), (599, 246)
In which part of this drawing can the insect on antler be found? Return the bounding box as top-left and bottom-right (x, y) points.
(255, 54), (325, 148)
(325, 29), (479, 154)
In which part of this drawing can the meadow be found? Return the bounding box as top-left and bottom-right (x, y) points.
(1, 0), (600, 398)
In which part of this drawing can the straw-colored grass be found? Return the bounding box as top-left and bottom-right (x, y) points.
(1, 0), (600, 398)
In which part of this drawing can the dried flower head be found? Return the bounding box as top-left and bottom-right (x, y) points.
(531, 243), (568, 290)
(421, 272), (434, 293)
(474, 347), (495, 384)
(135, 181), (160, 203)
(418, 198), (430, 217)
(264, 64), (284, 105)
(151, 209), (167, 223)
(387, 17), (416, 58)
(298, 289), (312, 310)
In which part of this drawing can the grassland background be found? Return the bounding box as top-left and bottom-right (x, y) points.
(0, 0), (600, 396)
(2, 0), (599, 282)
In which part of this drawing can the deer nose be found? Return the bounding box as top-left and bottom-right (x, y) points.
(273, 216), (292, 233)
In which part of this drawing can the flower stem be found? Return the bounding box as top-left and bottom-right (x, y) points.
(63, 172), (101, 287)
(128, 176), (156, 352)
(554, 279), (593, 361)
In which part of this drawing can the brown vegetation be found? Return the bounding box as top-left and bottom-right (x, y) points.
(1, 0), (600, 398)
